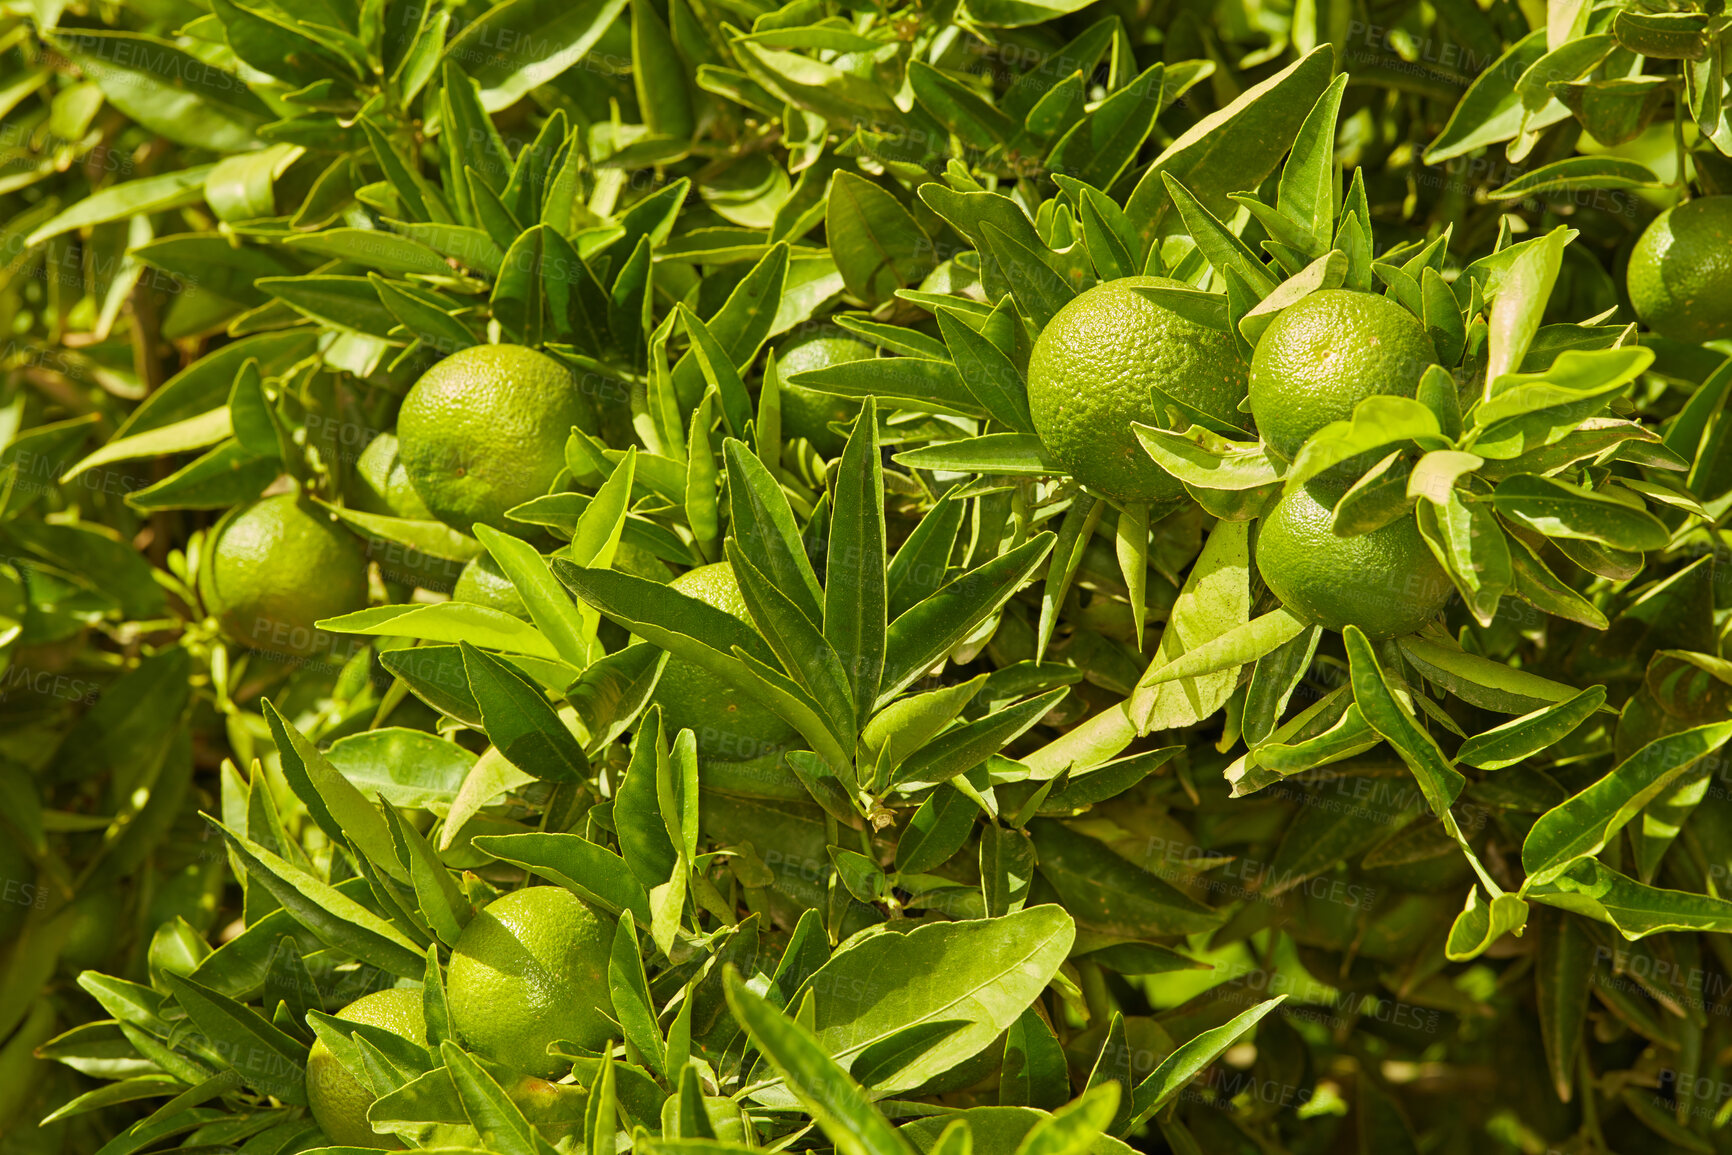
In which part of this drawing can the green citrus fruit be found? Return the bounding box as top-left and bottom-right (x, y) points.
(452, 555), (529, 620)
(1626, 196), (1732, 343)
(774, 326), (874, 457)
(398, 345), (598, 532)
(1248, 289), (1436, 462)
(201, 494), (370, 657)
(447, 886), (614, 1078)
(1027, 276), (1249, 503)
(305, 987), (426, 1150)
(352, 432), (433, 520)
(650, 562), (798, 761)
(1256, 483), (1453, 639)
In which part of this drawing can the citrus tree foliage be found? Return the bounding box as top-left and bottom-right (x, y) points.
(2, 0), (1732, 1154)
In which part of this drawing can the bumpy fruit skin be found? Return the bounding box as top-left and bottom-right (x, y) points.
(1028, 276), (1249, 503)
(201, 494), (370, 657)
(351, 432), (433, 520)
(305, 987), (426, 1150)
(650, 562), (798, 762)
(397, 345), (598, 532)
(1248, 290), (1436, 462)
(1627, 197), (1732, 343)
(447, 887), (615, 1078)
(453, 554), (529, 620)
(774, 326), (874, 457)
(1256, 483), (1454, 639)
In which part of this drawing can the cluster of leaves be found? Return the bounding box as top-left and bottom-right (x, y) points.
(5, 0), (1732, 1154)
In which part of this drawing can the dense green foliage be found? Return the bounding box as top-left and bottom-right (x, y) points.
(3, 1), (1732, 1153)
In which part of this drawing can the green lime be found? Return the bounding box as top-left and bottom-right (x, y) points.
(351, 432), (432, 520)
(1255, 483), (1453, 639)
(1027, 276), (1249, 503)
(650, 562), (798, 762)
(452, 555), (528, 620)
(305, 987), (426, 1150)
(1626, 196), (1732, 343)
(447, 886), (614, 1078)
(201, 494), (370, 657)
(1248, 289), (1436, 462)
(774, 326), (874, 457)
(398, 345), (598, 532)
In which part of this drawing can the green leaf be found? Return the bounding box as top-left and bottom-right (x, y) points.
(1530, 859), (1732, 939)
(207, 819), (426, 978)
(1132, 425), (1278, 492)
(829, 400), (888, 728)
(440, 1041), (559, 1155)
(1029, 820), (1217, 937)
(322, 603), (561, 660)
(1491, 475), (1669, 552)
(897, 688), (1068, 787)
(1423, 30), (1548, 163)
(1481, 227), (1571, 390)
(1123, 47), (1334, 251)
(1013, 1083), (1119, 1155)
(1488, 156), (1661, 200)
(724, 970), (914, 1155)
(827, 173), (937, 307)
(937, 308), (1035, 434)
(978, 222), (1076, 330)
(1415, 491), (1510, 627)
(1343, 626), (1465, 820)
(162, 973), (306, 1104)
(1285, 397), (1443, 492)
(1128, 997), (1286, 1125)
(610, 910), (665, 1081)
(783, 907), (1074, 1098)
(460, 642), (588, 784)
(1396, 636), (1584, 713)
(881, 534), (1055, 705)
(723, 439), (823, 622)
(442, 0), (631, 110)
(1276, 74), (1349, 256)
(1521, 720), (1732, 886)
(894, 434), (1062, 476)
(48, 32), (266, 152)
(1444, 888), (1529, 962)
(1137, 608), (1306, 688)
(473, 525), (593, 669)
(1457, 686), (1607, 770)
(263, 701), (404, 882)
(472, 832), (651, 924)
(1161, 173), (1276, 296)
(1046, 63), (1166, 190)
(1535, 909), (1592, 1101)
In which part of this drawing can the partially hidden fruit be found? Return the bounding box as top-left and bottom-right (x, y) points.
(452, 555), (529, 620)
(774, 325), (874, 457)
(1256, 483), (1453, 639)
(1028, 276), (1249, 503)
(201, 494), (370, 657)
(650, 562), (798, 761)
(1626, 196), (1732, 343)
(351, 432), (432, 520)
(447, 886), (614, 1078)
(305, 987), (426, 1150)
(1248, 289), (1436, 462)
(397, 345), (598, 532)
